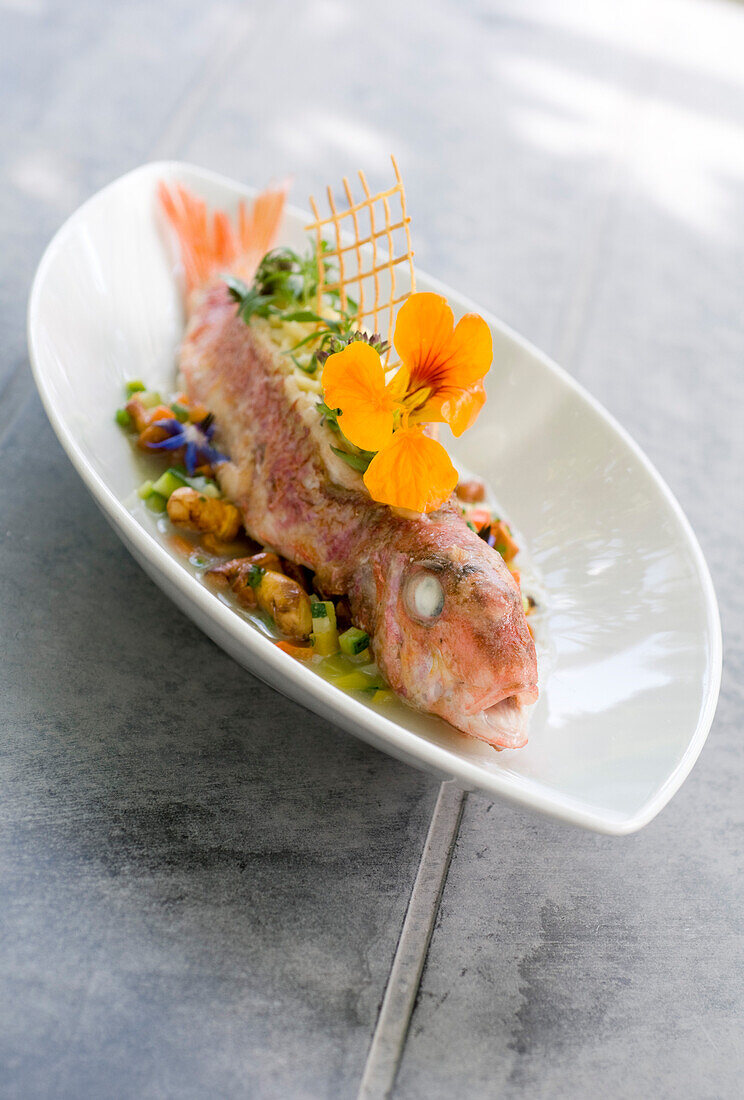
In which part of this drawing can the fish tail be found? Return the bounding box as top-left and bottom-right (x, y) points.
(234, 183), (289, 280)
(158, 179), (288, 296)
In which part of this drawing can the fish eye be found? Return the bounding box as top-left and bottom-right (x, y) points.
(405, 571), (445, 622)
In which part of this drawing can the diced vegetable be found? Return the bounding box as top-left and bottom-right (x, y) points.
(311, 629), (338, 657)
(126, 380), (146, 395)
(319, 653), (355, 678)
(170, 467), (221, 498)
(310, 600), (336, 627)
(491, 520), (519, 563)
(467, 507), (492, 530)
(372, 689), (395, 705)
(115, 408), (132, 428)
(339, 626), (370, 656)
(333, 669), (375, 692)
(310, 630), (333, 657)
(152, 468), (188, 499)
(311, 599), (339, 656)
(170, 402), (190, 422)
(137, 479), (154, 499)
(188, 403), (210, 423)
(139, 390), (163, 409)
(145, 491), (168, 513)
(187, 476), (221, 499)
(274, 640), (315, 661)
(136, 419), (173, 449)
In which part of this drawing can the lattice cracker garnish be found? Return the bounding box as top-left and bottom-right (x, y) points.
(306, 155), (415, 356)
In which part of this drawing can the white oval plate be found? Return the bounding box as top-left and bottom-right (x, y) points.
(27, 161), (721, 834)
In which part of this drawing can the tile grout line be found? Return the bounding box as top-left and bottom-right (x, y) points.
(357, 781), (466, 1100)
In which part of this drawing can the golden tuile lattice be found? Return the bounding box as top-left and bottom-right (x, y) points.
(306, 156), (415, 356)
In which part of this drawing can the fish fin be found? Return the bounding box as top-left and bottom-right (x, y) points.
(234, 180), (290, 282)
(158, 180), (288, 295)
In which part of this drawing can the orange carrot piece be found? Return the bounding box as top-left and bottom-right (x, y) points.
(467, 507), (492, 530)
(274, 640), (314, 661)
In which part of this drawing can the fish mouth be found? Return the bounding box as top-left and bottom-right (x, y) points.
(463, 681), (538, 716)
(460, 695), (531, 750)
(429, 672), (539, 749)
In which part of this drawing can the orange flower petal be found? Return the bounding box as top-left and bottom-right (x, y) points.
(322, 342), (395, 452)
(415, 378), (487, 436)
(363, 428), (458, 513)
(396, 292), (453, 378)
(440, 313), (493, 390)
(394, 292), (455, 382)
(393, 292), (492, 434)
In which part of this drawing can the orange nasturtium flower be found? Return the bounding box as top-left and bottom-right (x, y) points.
(321, 292), (492, 513)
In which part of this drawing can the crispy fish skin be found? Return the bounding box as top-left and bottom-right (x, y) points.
(179, 281), (538, 749)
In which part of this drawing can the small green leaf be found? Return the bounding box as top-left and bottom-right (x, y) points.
(238, 291), (274, 323)
(317, 401), (340, 430)
(288, 330), (333, 352)
(282, 309), (325, 324)
(223, 274), (251, 299)
(290, 355), (316, 374)
(331, 446), (373, 473)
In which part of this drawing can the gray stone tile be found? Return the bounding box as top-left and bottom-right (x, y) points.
(396, 791), (743, 1100)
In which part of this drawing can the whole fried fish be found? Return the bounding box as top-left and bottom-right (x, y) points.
(160, 182), (538, 749)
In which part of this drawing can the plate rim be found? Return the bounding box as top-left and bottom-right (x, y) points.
(26, 159), (723, 835)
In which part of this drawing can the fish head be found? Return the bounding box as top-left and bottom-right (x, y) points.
(368, 523), (538, 749)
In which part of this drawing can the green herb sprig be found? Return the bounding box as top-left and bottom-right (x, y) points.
(226, 242), (391, 473)
(225, 243), (359, 368)
(224, 243), (392, 376)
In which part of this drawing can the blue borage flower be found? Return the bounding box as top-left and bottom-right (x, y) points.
(146, 414), (226, 475)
